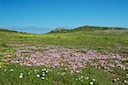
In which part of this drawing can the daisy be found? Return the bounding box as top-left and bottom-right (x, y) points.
(90, 82), (93, 85)
(92, 79), (95, 81)
(10, 69), (14, 72)
(42, 77), (45, 80)
(36, 74), (40, 78)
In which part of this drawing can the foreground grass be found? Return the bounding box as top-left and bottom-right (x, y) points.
(0, 63), (127, 85)
(0, 27), (128, 85)
(0, 63), (112, 85)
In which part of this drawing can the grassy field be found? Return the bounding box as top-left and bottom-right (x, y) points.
(0, 26), (128, 85)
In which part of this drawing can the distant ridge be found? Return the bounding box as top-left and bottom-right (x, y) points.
(0, 28), (27, 34)
(1, 26), (127, 34)
(48, 26), (127, 33)
(0, 28), (18, 32)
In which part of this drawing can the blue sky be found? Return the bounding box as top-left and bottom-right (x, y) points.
(0, 0), (128, 29)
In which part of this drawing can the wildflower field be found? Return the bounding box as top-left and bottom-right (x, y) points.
(0, 27), (128, 85)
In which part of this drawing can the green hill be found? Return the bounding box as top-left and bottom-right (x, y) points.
(0, 28), (18, 33)
(48, 26), (127, 33)
(0, 26), (128, 85)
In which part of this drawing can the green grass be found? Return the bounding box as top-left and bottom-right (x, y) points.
(0, 26), (128, 85)
(0, 63), (112, 85)
(0, 28), (128, 56)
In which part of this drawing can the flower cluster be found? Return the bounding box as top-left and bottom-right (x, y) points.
(1, 43), (127, 85)
(41, 68), (49, 80)
(2, 46), (128, 77)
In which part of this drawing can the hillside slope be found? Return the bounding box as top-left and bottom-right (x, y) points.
(0, 26), (128, 85)
(48, 26), (128, 33)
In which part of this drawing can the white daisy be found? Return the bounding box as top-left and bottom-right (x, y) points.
(42, 77), (45, 80)
(36, 74), (40, 78)
(90, 82), (93, 85)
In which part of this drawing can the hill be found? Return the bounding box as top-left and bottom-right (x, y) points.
(48, 26), (127, 33)
(0, 28), (28, 34)
(0, 26), (128, 85)
(0, 28), (18, 33)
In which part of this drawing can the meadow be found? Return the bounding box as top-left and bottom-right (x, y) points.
(0, 26), (128, 85)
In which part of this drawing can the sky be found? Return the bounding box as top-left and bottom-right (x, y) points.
(0, 0), (128, 30)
